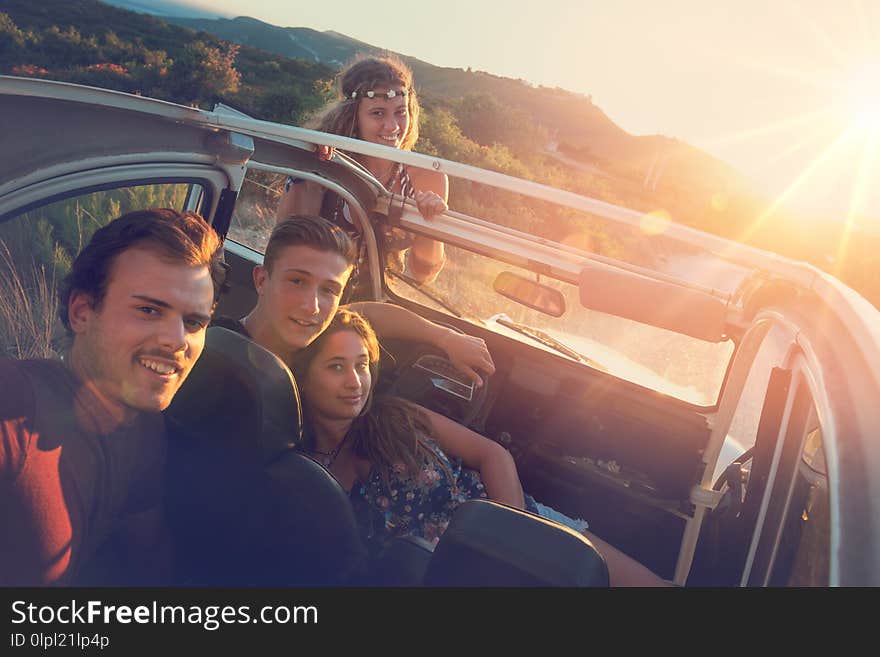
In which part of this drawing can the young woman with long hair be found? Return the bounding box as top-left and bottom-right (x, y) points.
(277, 55), (447, 294)
(291, 308), (523, 548)
(291, 309), (672, 586)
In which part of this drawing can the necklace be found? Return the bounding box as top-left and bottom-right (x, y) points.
(309, 433), (349, 469)
(377, 162), (400, 190)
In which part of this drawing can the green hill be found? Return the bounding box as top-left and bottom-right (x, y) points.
(168, 17), (739, 190)
(161, 14), (769, 244)
(1, 0), (745, 219)
(170, 15), (374, 67)
(0, 0), (334, 122)
(1, 0), (876, 308)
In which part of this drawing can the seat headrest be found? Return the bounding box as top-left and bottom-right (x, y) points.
(165, 327), (370, 585)
(165, 326), (302, 461)
(424, 499), (610, 586)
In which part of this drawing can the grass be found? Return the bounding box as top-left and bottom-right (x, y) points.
(0, 239), (62, 360)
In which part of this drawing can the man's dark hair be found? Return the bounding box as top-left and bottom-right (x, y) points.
(59, 208), (225, 331)
(264, 215), (357, 274)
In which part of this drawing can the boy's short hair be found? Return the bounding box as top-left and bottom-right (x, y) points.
(59, 208), (225, 331)
(264, 215), (357, 274)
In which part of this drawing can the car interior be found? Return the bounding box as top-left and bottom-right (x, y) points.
(163, 325), (611, 586)
(0, 165), (761, 586)
(201, 161), (705, 584)
(1, 163), (831, 587)
(2, 80), (849, 585)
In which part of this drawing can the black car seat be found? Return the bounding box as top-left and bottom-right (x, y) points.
(164, 326), (368, 585)
(424, 499), (610, 586)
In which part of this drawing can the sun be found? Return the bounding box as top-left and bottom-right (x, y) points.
(837, 61), (880, 132)
(714, 49), (880, 248)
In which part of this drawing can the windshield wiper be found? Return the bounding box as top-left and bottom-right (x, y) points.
(386, 269), (464, 318)
(494, 314), (605, 370)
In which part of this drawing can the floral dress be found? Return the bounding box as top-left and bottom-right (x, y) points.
(349, 438), (489, 552)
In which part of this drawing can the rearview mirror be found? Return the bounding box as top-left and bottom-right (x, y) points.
(492, 272), (566, 317)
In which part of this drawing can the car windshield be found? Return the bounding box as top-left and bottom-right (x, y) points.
(385, 268), (466, 318)
(225, 162), (736, 407)
(386, 236), (734, 407)
(491, 313), (601, 367)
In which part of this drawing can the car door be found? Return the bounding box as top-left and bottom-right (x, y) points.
(735, 295), (879, 587)
(0, 76), (258, 358)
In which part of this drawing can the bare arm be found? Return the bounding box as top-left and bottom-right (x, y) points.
(347, 301), (495, 384)
(406, 168), (448, 283)
(276, 180), (326, 223)
(579, 531), (674, 587)
(420, 406), (525, 509)
(423, 406), (670, 586)
(277, 146), (336, 223)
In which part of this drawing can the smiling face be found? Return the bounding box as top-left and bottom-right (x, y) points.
(66, 246), (215, 417)
(252, 245), (353, 358)
(356, 86), (411, 149)
(300, 329), (372, 422)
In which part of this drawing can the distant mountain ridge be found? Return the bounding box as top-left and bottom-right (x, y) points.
(162, 14), (876, 282)
(98, 0), (225, 19)
(96, 4), (749, 211)
(1, 2), (794, 234)
(169, 15), (373, 68)
(4, 0), (875, 307)
(164, 15), (745, 193)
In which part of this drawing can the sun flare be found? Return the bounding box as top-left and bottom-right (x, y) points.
(838, 61), (880, 132)
(711, 46), (880, 244)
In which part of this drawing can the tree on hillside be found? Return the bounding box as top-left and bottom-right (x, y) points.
(39, 25), (101, 67)
(162, 40), (241, 107)
(0, 13), (29, 66)
(420, 107), (530, 179)
(456, 93), (549, 157)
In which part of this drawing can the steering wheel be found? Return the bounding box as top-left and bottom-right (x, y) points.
(383, 347), (490, 428)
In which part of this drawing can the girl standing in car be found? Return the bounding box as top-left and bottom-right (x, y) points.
(276, 55), (447, 295)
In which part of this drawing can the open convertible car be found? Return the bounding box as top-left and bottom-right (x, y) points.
(2, 75), (879, 586)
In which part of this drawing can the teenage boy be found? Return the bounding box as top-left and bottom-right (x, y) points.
(214, 214), (494, 383)
(0, 209), (225, 585)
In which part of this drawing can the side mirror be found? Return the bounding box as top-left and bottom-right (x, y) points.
(492, 271), (566, 317)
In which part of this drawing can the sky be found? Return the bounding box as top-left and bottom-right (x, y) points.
(128, 0), (880, 228)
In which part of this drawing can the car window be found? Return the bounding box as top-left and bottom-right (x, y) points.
(386, 240), (733, 406)
(227, 168), (286, 254)
(0, 183), (199, 359)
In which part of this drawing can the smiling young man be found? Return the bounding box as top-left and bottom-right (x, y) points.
(0, 209), (224, 585)
(217, 214), (494, 383)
